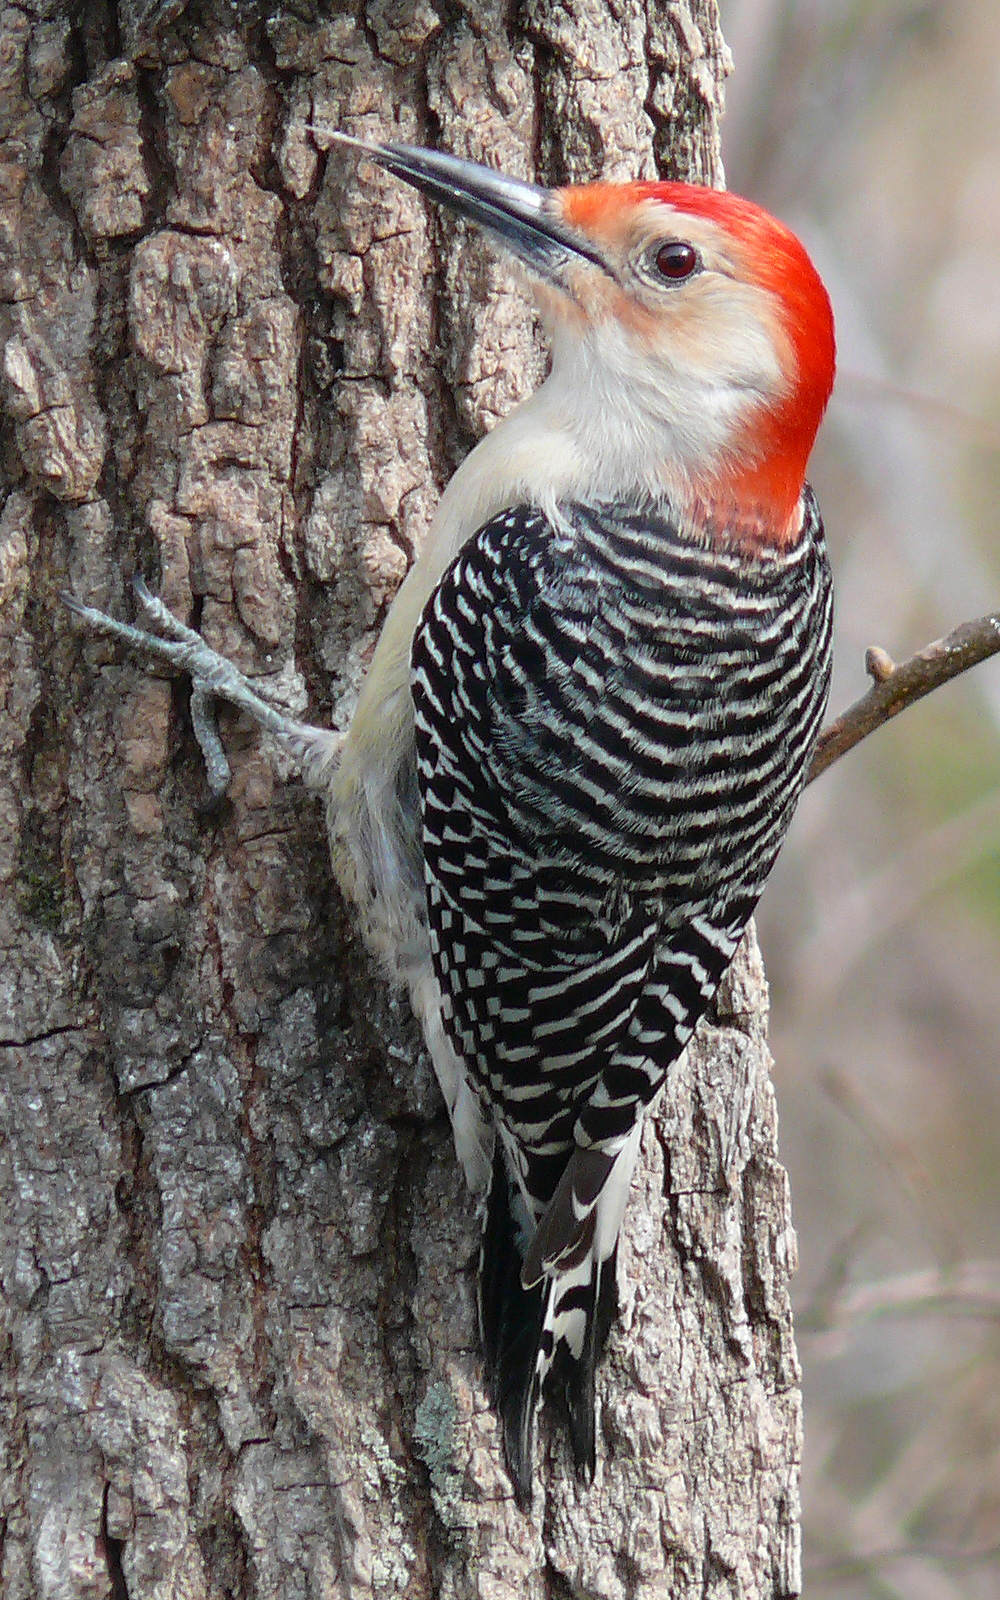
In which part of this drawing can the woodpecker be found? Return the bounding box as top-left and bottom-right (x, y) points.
(65, 138), (836, 1506)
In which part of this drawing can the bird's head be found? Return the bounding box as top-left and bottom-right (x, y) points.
(333, 137), (836, 545)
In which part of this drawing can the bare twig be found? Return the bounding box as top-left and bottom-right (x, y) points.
(793, 785), (1000, 1003)
(837, 370), (1000, 452)
(808, 612), (1000, 783)
(805, 1538), (1000, 1579)
(800, 1260), (1000, 1357)
(821, 1066), (962, 1270)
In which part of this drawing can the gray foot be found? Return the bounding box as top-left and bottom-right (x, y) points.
(63, 579), (342, 798)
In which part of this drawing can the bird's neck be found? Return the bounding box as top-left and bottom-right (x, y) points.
(441, 363), (810, 555)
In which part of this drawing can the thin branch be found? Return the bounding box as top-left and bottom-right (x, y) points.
(820, 1066), (962, 1270)
(807, 612), (1000, 784)
(805, 1539), (1000, 1579)
(793, 785), (1000, 1003)
(837, 370), (1000, 452)
(800, 1260), (1000, 1356)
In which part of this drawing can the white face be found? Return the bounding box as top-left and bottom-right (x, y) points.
(534, 197), (797, 496)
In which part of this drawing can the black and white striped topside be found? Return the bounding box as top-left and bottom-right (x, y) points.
(411, 492), (834, 1220)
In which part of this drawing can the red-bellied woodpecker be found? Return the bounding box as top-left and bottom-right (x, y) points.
(65, 138), (836, 1505)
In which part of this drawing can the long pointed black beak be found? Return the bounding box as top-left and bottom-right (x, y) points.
(329, 134), (607, 283)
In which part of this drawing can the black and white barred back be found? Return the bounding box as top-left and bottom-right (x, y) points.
(411, 492), (833, 1500)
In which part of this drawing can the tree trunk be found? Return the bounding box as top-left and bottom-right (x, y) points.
(0, 3), (802, 1596)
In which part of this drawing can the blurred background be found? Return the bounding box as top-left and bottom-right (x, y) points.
(719, 0), (1000, 1592)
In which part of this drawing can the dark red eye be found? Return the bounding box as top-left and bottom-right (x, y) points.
(654, 241), (698, 281)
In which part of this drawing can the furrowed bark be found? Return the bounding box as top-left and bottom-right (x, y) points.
(0, 3), (802, 1595)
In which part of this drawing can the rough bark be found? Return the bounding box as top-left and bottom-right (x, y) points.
(0, 3), (802, 1596)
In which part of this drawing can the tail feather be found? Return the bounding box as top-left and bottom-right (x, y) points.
(556, 1243), (619, 1478)
(479, 1142), (630, 1502)
(522, 1119), (644, 1289)
(479, 1145), (546, 1507)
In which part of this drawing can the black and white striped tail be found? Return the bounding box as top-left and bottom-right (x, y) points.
(479, 1142), (625, 1503)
